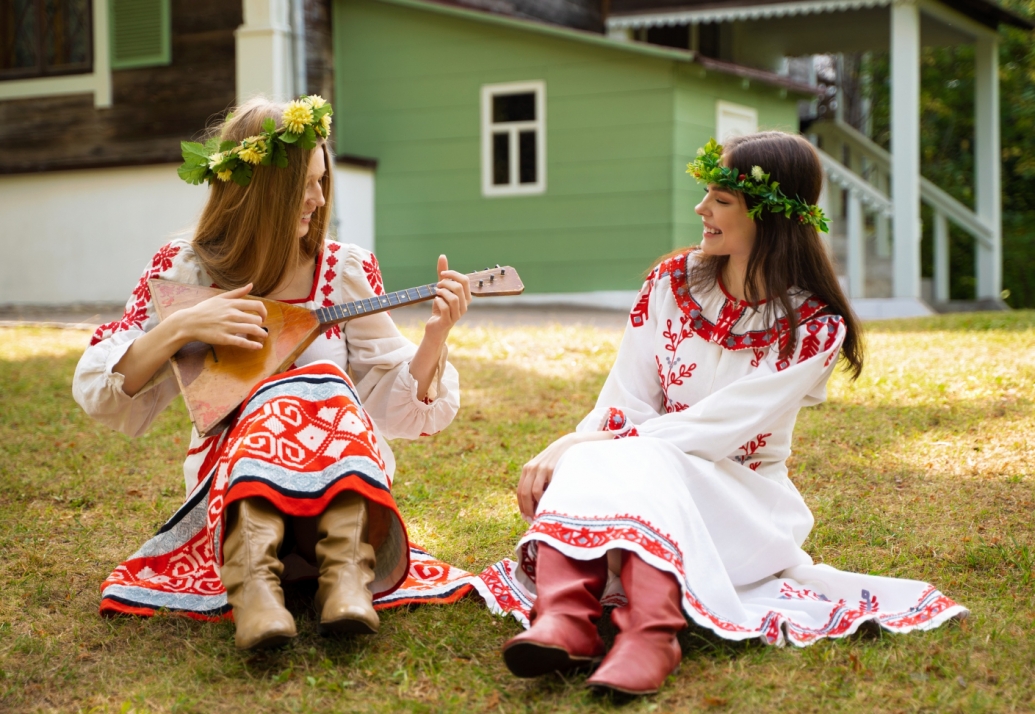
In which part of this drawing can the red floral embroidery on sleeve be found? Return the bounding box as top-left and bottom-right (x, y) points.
(90, 244), (182, 345)
(734, 432), (771, 470)
(362, 252), (386, 296)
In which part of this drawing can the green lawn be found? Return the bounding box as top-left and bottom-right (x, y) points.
(1, 313), (1034, 713)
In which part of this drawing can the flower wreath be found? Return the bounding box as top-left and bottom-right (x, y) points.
(177, 95), (333, 187)
(686, 138), (829, 233)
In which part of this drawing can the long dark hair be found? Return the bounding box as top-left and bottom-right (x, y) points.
(680, 131), (863, 379)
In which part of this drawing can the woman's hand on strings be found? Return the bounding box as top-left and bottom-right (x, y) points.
(517, 430), (617, 521)
(173, 284), (269, 350)
(424, 254), (472, 341)
(409, 255), (471, 400)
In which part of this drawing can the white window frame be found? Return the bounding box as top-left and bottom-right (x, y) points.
(715, 100), (758, 142)
(481, 80), (546, 197)
(0, 0), (112, 108)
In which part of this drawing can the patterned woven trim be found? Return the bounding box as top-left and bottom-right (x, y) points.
(520, 511), (966, 646)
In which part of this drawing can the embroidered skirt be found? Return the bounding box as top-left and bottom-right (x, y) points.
(100, 362), (474, 621)
(473, 436), (967, 646)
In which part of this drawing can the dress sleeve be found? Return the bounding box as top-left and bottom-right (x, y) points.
(633, 312), (846, 461)
(341, 246), (460, 440)
(575, 268), (665, 438)
(71, 242), (195, 437)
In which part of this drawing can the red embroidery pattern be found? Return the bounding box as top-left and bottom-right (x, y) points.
(750, 348), (767, 369)
(780, 582), (831, 602)
(526, 512), (756, 636)
(372, 545), (476, 611)
(318, 244), (341, 340)
(99, 363), (411, 622)
(659, 251), (828, 352)
(476, 562), (532, 621)
(601, 407), (639, 438)
(656, 317), (695, 413)
(520, 512), (965, 645)
(362, 251), (386, 296)
(735, 433), (771, 468)
(797, 320), (823, 363)
(91, 243), (182, 345)
(629, 268), (657, 328)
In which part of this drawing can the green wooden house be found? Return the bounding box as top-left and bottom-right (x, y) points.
(333, 0), (813, 296)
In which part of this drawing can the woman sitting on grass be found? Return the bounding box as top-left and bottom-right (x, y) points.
(73, 96), (471, 650)
(500, 132), (966, 695)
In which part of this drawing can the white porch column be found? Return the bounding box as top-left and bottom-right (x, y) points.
(847, 191), (865, 298)
(933, 210), (949, 302)
(890, 0), (922, 299)
(236, 0), (295, 103)
(974, 35), (1002, 300)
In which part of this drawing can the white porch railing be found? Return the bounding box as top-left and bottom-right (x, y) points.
(809, 119), (993, 302)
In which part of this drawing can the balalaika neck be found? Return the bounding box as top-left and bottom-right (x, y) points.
(313, 283), (439, 328)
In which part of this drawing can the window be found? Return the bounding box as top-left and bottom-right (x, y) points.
(109, 0), (169, 70)
(715, 100), (757, 142)
(0, 0), (93, 80)
(481, 81), (545, 197)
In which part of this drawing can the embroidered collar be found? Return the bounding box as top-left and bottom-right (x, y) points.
(659, 251), (826, 351)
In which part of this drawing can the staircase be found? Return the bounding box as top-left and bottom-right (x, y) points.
(807, 119), (994, 311)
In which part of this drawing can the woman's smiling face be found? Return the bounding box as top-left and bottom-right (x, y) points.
(694, 184), (757, 261)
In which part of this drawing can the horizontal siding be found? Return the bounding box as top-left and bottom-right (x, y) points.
(378, 225), (672, 292)
(335, 0), (678, 293)
(671, 70), (802, 252)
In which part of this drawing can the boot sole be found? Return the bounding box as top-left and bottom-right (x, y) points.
(238, 631), (296, 651)
(586, 681), (660, 697)
(318, 618), (378, 636)
(502, 640), (602, 678)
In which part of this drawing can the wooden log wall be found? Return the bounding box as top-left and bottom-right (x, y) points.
(455, 0), (604, 32)
(306, 0), (335, 105)
(0, 0), (241, 174)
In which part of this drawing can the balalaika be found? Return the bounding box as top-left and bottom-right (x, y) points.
(148, 265), (523, 437)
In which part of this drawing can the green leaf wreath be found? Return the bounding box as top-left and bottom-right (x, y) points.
(177, 95), (333, 188)
(686, 138), (829, 233)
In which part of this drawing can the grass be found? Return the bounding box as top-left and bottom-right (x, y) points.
(1, 312), (1034, 713)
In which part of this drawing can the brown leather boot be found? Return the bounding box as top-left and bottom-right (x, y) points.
(502, 543), (608, 677)
(221, 498), (298, 650)
(586, 552), (685, 696)
(314, 491), (379, 635)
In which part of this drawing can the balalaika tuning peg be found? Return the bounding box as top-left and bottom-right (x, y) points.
(478, 280), (484, 288)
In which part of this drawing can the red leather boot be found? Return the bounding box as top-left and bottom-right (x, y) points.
(586, 551), (685, 695)
(502, 543), (608, 677)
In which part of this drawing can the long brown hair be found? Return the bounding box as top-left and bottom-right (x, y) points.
(669, 131), (863, 379)
(191, 97), (333, 296)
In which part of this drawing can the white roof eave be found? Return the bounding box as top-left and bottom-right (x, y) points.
(607, 0), (893, 28)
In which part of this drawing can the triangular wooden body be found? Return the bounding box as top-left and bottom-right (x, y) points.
(149, 280), (321, 437)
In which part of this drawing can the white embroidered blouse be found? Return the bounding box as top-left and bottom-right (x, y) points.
(73, 239), (460, 494)
(578, 249), (847, 484)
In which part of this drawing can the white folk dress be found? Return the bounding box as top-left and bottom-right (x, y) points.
(75, 239), (477, 620)
(473, 249), (966, 646)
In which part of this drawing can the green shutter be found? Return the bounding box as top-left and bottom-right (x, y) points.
(109, 0), (171, 70)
